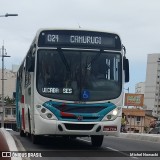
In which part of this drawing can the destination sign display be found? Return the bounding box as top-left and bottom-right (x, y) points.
(38, 30), (121, 50)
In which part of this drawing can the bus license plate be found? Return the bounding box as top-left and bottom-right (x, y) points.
(103, 126), (117, 131)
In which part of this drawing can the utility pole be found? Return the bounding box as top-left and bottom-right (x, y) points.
(0, 13), (17, 128)
(1, 44), (10, 128)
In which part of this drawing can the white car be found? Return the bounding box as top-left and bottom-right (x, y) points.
(5, 128), (13, 132)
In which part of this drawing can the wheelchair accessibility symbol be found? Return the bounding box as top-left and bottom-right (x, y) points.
(82, 90), (90, 99)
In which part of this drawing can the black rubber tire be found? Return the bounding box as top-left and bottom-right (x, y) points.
(19, 113), (26, 137)
(31, 134), (40, 144)
(20, 129), (26, 137)
(91, 135), (104, 147)
(28, 110), (31, 138)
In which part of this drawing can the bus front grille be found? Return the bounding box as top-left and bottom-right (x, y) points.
(64, 123), (94, 130)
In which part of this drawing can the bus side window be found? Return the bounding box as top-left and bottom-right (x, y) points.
(26, 52), (35, 72)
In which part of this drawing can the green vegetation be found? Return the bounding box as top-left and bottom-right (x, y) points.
(4, 96), (15, 105)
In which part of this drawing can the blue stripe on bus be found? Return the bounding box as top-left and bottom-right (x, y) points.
(43, 101), (116, 122)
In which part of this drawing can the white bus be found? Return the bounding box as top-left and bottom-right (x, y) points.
(16, 29), (129, 147)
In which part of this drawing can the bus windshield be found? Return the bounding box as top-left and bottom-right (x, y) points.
(36, 49), (122, 101)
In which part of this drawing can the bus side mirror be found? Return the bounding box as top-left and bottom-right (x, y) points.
(123, 58), (129, 82)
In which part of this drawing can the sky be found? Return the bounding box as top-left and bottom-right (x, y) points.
(0, 0), (160, 93)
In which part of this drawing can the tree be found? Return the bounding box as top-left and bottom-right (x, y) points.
(4, 96), (15, 105)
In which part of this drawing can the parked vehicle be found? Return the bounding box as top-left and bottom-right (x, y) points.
(149, 123), (160, 134)
(4, 128), (13, 132)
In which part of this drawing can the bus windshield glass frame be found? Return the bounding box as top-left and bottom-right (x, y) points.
(36, 49), (122, 101)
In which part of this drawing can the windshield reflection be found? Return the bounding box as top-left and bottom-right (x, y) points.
(36, 49), (122, 101)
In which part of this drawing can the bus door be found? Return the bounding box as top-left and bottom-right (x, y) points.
(24, 51), (35, 134)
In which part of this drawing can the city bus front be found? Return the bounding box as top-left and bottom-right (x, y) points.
(33, 29), (127, 146)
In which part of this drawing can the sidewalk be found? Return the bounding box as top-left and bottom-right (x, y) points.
(0, 129), (11, 160)
(120, 132), (160, 143)
(0, 128), (22, 160)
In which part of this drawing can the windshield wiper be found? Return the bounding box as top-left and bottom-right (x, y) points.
(57, 48), (70, 72)
(86, 49), (103, 70)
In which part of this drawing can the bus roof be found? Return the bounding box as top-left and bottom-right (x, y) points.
(35, 28), (121, 38)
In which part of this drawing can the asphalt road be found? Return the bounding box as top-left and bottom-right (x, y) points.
(11, 131), (160, 160)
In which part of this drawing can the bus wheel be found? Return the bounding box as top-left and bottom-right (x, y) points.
(28, 110), (31, 138)
(91, 135), (104, 147)
(20, 129), (26, 137)
(31, 134), (39, 144)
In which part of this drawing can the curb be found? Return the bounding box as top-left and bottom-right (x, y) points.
(120, 133), (160, 143)
(0, 128), (22, 160)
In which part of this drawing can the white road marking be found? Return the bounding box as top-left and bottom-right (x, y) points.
(77, 138), (91, 143)
(131, 157), (139, 159)
(79, 138), (139, 159)
(106, 146), (119, 152)
(105, 146), (139, 159)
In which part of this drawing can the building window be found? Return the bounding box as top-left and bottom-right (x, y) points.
(12, 108), (16, 116)
(136, 116), (141, 121)
(5, 108), (11, 115)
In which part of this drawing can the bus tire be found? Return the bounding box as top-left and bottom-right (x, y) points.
(28, 110), (31, 137)
(31, 134), (39, 144)
(20, 121), (26, 137)
(19, 113), (26, 137)
(70, 136), (77, 140)
(91, 135), (104, 147)
(20, 129), (26, 137)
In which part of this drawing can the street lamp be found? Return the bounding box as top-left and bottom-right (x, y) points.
(0, 13), (18, 128)
(0, 13), (18, 17)
(124, 87), (129, 94)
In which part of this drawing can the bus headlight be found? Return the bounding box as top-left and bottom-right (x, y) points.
(102, 107), (121, 121)
(36, 105), (57, 120)
(41, 108), (46, 113)
(47, 113), (53, 119)
(113, 109), (118, 116)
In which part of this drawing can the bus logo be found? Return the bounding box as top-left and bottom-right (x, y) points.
(77, 115), (83, 121)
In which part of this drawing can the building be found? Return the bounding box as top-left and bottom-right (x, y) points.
(122, 108), (145, 133)
(144, 54), (160, 117)
(0, 103), (16, 130)
(122, 108), (157, 133)
(145, 110), (157, 132)
(0, 65), (19, 130)
(0, 65), (18, 98)
(135, 82), (145, 94)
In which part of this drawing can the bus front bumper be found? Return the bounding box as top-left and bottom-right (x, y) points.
(34, 115), (121, 137)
